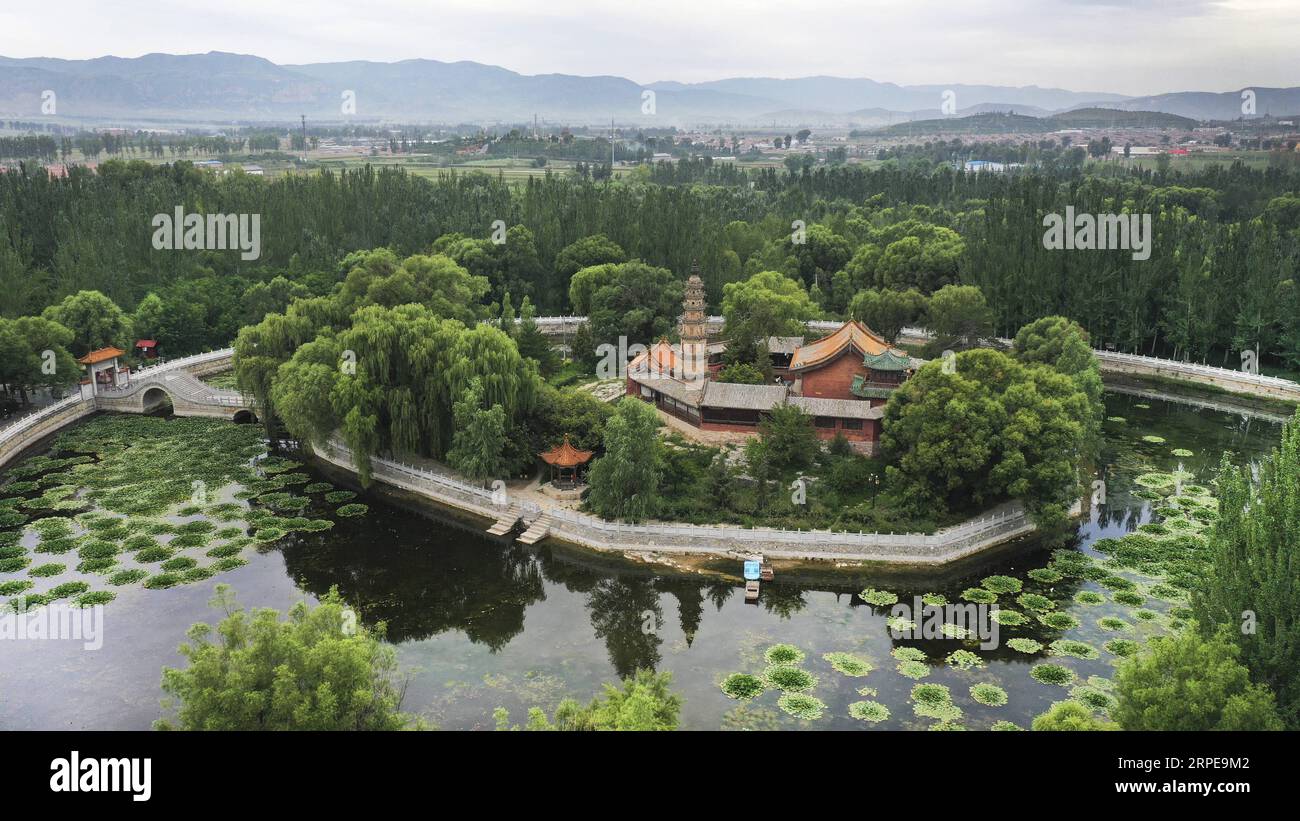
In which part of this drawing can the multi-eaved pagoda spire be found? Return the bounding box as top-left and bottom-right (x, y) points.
(679, 262), (708, 381)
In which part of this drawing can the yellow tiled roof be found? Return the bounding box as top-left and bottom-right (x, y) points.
(789, 321), (892, 370)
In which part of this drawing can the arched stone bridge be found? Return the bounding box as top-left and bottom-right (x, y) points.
(95, 358), (257, 422)
(0, 348), (249, 470)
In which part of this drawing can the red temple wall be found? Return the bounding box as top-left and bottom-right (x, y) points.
(798, 355), (870, 400)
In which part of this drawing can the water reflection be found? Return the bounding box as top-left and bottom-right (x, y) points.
(0, 390), (1286, 730)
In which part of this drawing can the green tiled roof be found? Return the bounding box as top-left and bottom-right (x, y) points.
(861, 348), (911, 371)
(850, 374), (897, 399)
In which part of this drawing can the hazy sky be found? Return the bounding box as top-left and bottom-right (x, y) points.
(0, 0), (1293, 95)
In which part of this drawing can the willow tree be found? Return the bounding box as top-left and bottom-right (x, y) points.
(447, 377), (508, 485)
(338, 248), (488, 326)
(233, 296), (338, 435)
(271, 303), (537, 484)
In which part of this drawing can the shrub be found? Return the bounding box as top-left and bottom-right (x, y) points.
(1031, 700), (1116, 731)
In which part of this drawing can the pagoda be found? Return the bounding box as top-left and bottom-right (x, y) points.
(679, 262), (708, 382)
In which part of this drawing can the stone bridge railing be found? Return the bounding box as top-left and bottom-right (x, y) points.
(1093, 350), (1300, 403)
(542, 502), (1037, 564)
(0, 348), (244, 471)
(0, 396), (98, 471)
(312, 437), (1039, 565)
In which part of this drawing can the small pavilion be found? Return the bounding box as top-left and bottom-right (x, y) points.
(135, 339), (159, 360)
(539, 435), (593, 489)
(77, 347), (128, 397)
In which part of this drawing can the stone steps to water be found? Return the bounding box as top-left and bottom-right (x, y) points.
(485, 504), (522, 536)
(517, 514), (552, 545)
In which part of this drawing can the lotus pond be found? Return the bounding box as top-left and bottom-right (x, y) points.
(0, 390), (1285, 730)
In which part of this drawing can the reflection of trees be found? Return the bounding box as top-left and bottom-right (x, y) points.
(586, 577), (663, 678)
(761, 583), (807, 619)
(707, 580), (734, 612)
(279, 525), (545, 648)
(657, 578), (704, 646)
(535, 546), (601, 594)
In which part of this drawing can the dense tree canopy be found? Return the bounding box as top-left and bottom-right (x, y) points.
(234, 248), (536, 481)
(924, 284), (995, 351)
(1112, 629), (1284, 731)
(1031, 700), (1116, 731)
(2, 158), (1299, 373)
(497, 669), (682, 731)
(157, 584), (418, 731)
(40, 290), (132, 355)
(1193, 411), (1300, 728)
(880, 344), (1096, 523)
(587, 261), (683, 351)
(721, 269), (818, 363)
(586, 397), (662, 522)
(0, 315), (79, 400)
(848, 288), (928, 343)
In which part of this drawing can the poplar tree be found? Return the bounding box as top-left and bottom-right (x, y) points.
(1193, 411), (1300, 728)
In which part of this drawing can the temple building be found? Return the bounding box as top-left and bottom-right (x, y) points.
(626, 266), (918, 453)
(77, 347), (129, 399)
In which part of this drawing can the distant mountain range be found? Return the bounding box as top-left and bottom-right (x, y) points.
(0, 51), (1295, 126)
(869, 108), (1202, 136)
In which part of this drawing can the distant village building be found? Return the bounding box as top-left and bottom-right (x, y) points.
(964, 160), (1018, 172)
(625, 266), (917, 453)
